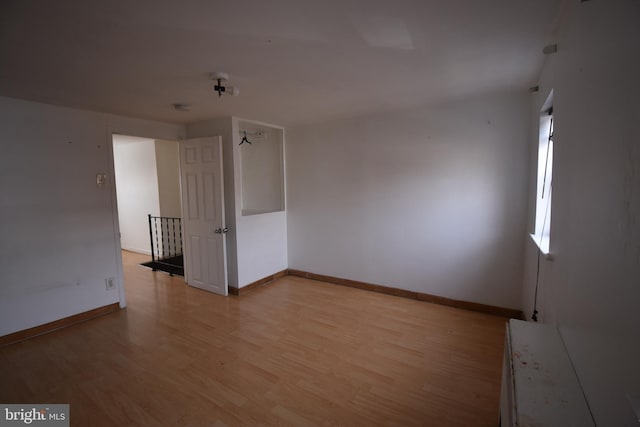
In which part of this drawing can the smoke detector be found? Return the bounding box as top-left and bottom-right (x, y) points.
(173, 103), (191, 112)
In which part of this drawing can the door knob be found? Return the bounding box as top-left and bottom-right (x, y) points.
(222, 227), (229, 234)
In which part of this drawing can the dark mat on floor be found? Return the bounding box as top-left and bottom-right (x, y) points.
(141, 255), (184, 276)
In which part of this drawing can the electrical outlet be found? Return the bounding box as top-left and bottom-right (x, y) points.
(105, 277), (116, 291)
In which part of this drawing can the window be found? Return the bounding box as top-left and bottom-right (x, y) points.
(532, 92), (554, 254)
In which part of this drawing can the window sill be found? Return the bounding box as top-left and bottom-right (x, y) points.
(530, 233), (553, 260)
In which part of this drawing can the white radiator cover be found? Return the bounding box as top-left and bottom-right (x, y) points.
(500, 319), (594, 427)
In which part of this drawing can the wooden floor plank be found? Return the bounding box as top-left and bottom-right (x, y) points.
(0, 250), (507, 426)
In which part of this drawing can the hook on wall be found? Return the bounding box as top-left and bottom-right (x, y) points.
(239, 131), (252, 146)
(238, 130), (265, 145)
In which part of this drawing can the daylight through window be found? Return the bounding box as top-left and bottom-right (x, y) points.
(532, 93), (554, 254)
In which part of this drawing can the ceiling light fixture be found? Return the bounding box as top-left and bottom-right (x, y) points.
(210, 72), (239, 97)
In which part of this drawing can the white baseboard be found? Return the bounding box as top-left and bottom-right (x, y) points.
(121, 247), (152, 256)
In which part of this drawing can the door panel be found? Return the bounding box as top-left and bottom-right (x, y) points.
(202, 145), (215, 163)
(185, 147), (198, 164)
(203, 172), (217, 222)
(179, 137), (227, 296)
(189, 235), (203, 282)
(206, 237), (221, 288)
(186, 173), (199, 220)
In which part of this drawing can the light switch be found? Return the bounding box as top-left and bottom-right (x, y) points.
(96, 173), (107, 187)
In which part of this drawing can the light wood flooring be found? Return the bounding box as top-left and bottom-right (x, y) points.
(0, 251), (507, 426)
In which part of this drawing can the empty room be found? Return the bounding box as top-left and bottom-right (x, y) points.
(0, 0), (638, 426)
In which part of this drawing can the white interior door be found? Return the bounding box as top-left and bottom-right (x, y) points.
(179, 137), (228, 296)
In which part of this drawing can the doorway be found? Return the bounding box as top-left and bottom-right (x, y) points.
(111, 134), (184, 292)
(111, 134), (229, 298)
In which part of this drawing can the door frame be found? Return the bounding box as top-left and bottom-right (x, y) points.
(107, 131), (184, 308)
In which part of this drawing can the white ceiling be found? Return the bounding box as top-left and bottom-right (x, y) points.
(0, 0), (563, 126)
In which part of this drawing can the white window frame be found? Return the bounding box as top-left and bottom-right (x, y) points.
(531, 91), (554, 254)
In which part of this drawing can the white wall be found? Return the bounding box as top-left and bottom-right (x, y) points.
(155, 140), (181, 218)
(522, 1), (640, 424)
(154, 140), (182, 257)
(287, 92), (530, 310)
(232, 118), (288, 287)
(113, 135), (160, 255)
(239, 125), (285, 215)
(0, 96), (185, 337)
